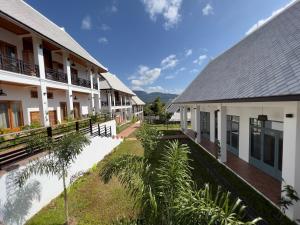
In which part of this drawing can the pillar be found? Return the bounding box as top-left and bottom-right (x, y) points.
(183, 106), (188, 130)
(108, 91), (112, 118)
(196, 105), (201, 143)
(282, 102), (300, 220)
(63, 52), (73, 118)
(89, 70), (95, 115)
(219, 106), (227, 163)
(180, 106), (184, 130)
(210, 109), (215, 143)
(96, 75), (101, 112)
(191, 106), (196, 131)
(33, 37), (49, 126)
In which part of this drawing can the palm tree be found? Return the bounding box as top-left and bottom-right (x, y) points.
(100, 124), (260, 225)
(17, 132), (90, 225)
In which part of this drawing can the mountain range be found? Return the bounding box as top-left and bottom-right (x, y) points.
(133, 91), (177, 104)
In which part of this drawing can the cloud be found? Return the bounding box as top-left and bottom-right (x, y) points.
(100, 24), (111, 31)
(128, 75), (136, 80)
(141, 0), (183, 29)
(131, 65), (161, 87)
(185, 49), (192, 57)
(190, 69), (198, 74)
(245, 0), (296, 35)
(81, 16), (92, 30)
(193, 55), (207, 65)
(175, 67), (186, 74)
(165, 75), (175, 80)
(145, 86), (182, 94)
(161, 54), (178, 70)
(202, 3), (214, 16)
(98, 37), (108, 44)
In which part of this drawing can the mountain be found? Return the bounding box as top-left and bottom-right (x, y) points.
(133, 90), (177, 103)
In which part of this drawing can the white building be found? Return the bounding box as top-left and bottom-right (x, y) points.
(131, 95), (145, 121)
(0, 0), (138, 130)
(99, 72), (135, 124)
(174, 1), (300, 221)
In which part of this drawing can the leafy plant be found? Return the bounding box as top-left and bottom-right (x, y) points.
(16, 132), (91, 225)
(279, 184), (300, 214)
(100, 125), (260, 225)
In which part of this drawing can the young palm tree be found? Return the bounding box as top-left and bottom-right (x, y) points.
(100, 125), (260, 225)
(17, 132), (90, 225)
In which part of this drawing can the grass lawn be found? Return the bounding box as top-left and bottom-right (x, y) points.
(26, 139), (143, 225)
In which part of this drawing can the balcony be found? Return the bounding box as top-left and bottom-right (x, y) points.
(45, 68), (67, 83)
(101, 101), (108, 107)
(93, 82), (98, 90)
(0, 55), (39, 77)
(115, 101), (121, 106)
(71, 76), (91, 88)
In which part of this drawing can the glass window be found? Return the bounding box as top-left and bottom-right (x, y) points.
(11, 102), (22, 127)
(200, 112), (210, 139)
(250, 127), (261, 160)
(263, 133), (275, 167)
(227, 115), (240, 153)
(278, 137), (283, 171)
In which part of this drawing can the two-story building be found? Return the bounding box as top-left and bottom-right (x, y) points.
(99, 72), (135, 124)
(131, 95), (145, 121)
(0, 0), (108, 129)
(174, 1), (300, 220)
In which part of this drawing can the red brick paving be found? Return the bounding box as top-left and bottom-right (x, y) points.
(185, 129), (281, 204)
(117, 121), (141, 138)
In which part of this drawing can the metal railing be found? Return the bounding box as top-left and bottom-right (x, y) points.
(101, 101), (108, 106)
(71, 76), (91, 88)
(45, 68), (68, 83)
(0, 115), (113, 169)
(0, 54), (39, 77)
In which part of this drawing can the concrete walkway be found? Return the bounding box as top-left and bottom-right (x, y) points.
(117, 121), (141, 138)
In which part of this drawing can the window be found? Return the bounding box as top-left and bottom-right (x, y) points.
(47, 92), (53, 99)
(31, 90), (38, 98)
(227, 115), (240, 155)
(0, 101), (23, 129)
(200, 111), (210, 139)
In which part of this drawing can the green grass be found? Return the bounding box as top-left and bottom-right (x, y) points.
(26, 139), (143, 225)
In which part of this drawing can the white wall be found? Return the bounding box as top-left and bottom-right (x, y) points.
(0, 121), (120, 225)
(0, 28), (23, 60)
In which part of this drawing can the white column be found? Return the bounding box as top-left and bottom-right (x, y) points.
(63, 52), (73, 118)
(196, 105), (201, 143)
(89, 70), (95, 115)
(33, 37), (49, 126)
(219, 106), (227, 163)
(120, 94), (123, 106)
(112, 91), (116, 106)
(191, 106), (196, 131)
(108, 91), (112, 117)
(282, 102), (300, 220)
(97, 76), (101, 112)
(239, 111), (250, 162)
(180, 106), (184, 130)
(210, 110), (215, 143)
(183, 106), (188, 130)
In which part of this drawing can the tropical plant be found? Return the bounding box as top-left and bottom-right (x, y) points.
(279, 184), (300, 214)
(16, 132), (90, 225)
(100, 125), (260, 225)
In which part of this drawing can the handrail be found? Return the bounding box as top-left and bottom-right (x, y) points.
(45, 68), (68, 83)
(71, 76), (91, 88)
(0, 54), (39, 77)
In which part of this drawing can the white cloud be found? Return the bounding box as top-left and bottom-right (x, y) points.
(98, 37), (108, 44)
(190, 69), (198, 74)
(245, 0), (296, 35)
(161, 54), (178, 70)
(100, 24), (111, 31)
(202, 3), (214, 16)
(193, 55), (208, 65)
(145, 86), (182, 94)
(165, 75), (175, 79)
(131, 65), (161, 87)
(175, 67), (186, 74)
(81, 16), (92, 30)
(128, 75), (136, 80)
(141, 0), (183, 29)
(111, 5), (118, 12)
(185, 49), (192, 57)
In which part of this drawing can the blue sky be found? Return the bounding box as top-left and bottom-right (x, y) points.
(27, 0), (293, 94)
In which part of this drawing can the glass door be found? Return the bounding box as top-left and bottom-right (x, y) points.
(200, 111), (210, 140)
(249, 119), (283, 180)
(227, 115), (240, 156)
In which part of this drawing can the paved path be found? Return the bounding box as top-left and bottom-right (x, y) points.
(117, 121), (141, 138)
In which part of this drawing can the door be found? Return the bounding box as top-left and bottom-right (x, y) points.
(249, 119), (283, 180)
(227, 115), (240, 156)
(60, 102), (67, 121)
(30, 111), (40, 125)
(73, 102), (80, 119)
(48, 110), (57, 126)
(200, 111), (210, 140)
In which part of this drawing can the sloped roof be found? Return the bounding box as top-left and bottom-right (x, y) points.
(132, 95), (145, 105)
(175, 0), (300, 104)
(166, 98), (180, 113)
(0, 0), (107, 72)
(100, 72), (135, 95)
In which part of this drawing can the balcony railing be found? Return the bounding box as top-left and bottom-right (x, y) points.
(71, 76), (91, 88)
(93, 82), (98, 90)
(101, 101), (108, 106)
(0, 54), (39, 77)
(115, 101), (121, 106)
(126, 102), (131, 106)
(45, 68), (67, 83)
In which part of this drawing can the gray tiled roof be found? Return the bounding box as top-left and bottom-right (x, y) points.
(175, 1), (300, 104)
(0, 0), (107, 71)
(100, 72), (135, 95)
(132, 96), (145, 105)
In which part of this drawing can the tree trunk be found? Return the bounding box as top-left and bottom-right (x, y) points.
(62, 167), (69, 225)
